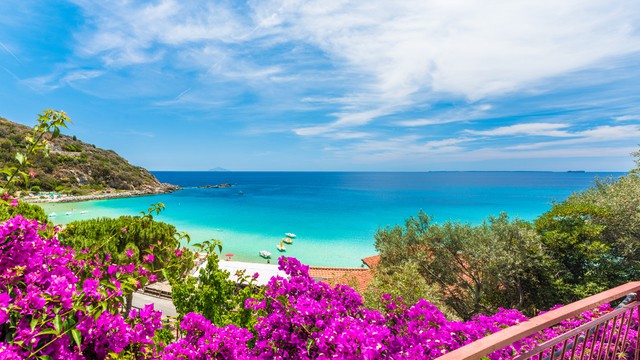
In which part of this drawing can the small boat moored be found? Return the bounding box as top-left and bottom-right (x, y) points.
(285, 232), (296, 238)
(277, 241), (286, 252)
(48, 212), (57, 217)
(282, 237), (293, 244)
(259, 250), (272, 259)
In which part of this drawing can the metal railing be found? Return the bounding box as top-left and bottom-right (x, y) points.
(438, 281), (640, 360)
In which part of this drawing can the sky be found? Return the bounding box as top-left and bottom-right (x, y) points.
(1, 0), (639, 171)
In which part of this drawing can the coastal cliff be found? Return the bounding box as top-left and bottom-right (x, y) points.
(0, 117), (177, 197)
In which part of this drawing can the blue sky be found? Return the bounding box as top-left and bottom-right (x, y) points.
(1, 0), (639, 171)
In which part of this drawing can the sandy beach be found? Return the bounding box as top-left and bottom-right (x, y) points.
(21, 184), (179, 204)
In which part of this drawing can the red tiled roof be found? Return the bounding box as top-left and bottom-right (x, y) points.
(309, 266), (374, 294)
(361, 254), (381, 269)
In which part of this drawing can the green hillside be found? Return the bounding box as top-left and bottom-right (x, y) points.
(0, 117), (175, 196)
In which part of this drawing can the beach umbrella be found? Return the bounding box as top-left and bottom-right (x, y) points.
(225, 253), (234, 260)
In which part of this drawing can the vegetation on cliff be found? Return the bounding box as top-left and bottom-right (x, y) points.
(0, 115), (172, 196)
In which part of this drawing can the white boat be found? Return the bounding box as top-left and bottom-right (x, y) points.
(285, 233), (296, 238)
(277, 242), (286, 252)
(259, 250), (272, 259)
(282, 237), (293, 244)
(79, 210), (88, 214)
(48, 212), (56, 217)
(65, 211), (73, 216)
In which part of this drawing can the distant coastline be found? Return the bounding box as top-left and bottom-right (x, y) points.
(22, 183), (179, 204)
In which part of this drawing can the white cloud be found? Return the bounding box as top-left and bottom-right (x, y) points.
(326, 131), (372, 140)
(71, 0), (251, 67)
(614, 115), (640, 121)
(293, 125), (332, 136)
(337, 135), (470, 163)
(122, 129), (155, 138)
(0, 41), (23, 64)
(395, 118), (441, 127)
(579, 125), (640, 139)
(251, 0), (640, 127)
(66, 0), (640, 134)
(332, 123), (639, 164)
(466, 123), (573, 137)
(504, 124), (640, 150)
(62, 70), (104, 83)
(294, 107), (393, 136)
(460, 146), (638, 162)
(23, 69), (104, 92)
(396, 104), (493, 127)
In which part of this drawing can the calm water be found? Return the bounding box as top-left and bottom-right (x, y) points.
(40, 171), (621, 267)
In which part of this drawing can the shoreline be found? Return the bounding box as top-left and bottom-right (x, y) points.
(21, 183), (180, 204)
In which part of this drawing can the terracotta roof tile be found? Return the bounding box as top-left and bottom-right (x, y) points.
(361, 254), (381, 269)
(309, 266), (373, 294)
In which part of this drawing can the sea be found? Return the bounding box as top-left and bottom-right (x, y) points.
(39, 171), (623, 267)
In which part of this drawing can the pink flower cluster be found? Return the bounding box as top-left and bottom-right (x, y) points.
(244, 257), (534, 359)
(163, 257), (638, 359)
(0, 192), (18, 207)
(0, 216), (162, 359)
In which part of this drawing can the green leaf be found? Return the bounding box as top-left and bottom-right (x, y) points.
(30, 317), (38, 331)
(37, 329), (59, 336)
(53, 315), (62, 332)
(20, 171), (29, 186)
(15, 152), (25, 165)
(71, 329), (82, 348)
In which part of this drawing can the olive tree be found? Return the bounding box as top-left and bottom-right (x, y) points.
(373, 212), (555, 320)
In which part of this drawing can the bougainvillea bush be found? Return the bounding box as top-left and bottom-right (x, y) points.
(1, 214), (638, 359)
(0, 215), (165, 359)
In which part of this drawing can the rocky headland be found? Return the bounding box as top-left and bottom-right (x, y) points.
(1, 117), (178, 202)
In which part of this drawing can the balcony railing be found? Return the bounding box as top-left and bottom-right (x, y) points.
(438, 281), (640, 360)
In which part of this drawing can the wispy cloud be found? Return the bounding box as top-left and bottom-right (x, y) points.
(71, 0), (250, 65)
(250, 0), (640, 129)
(0, 41), (23, 64)
(121, 129), (156, 138)
(332, 135), (470, 163)
(614, 115), (640, 121)
(466, 123), (574, 137)
(65, 0), (640, 134)
(22, 69), (103, 92)
(396, 104), (493, 127)
(503, 125), (640, 150)
(459, 146), (638, 162)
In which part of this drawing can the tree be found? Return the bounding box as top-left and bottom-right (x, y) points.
(170, 240), (263, 329)
(373, 212), (556, 320)
(363, 258), (457, 319)
(0, 200), (48, 223)
(60, 204), (194, 311)
(0, 110), (68, 222)
(536, 169), (640, 301)
(0, 110), (69, 196)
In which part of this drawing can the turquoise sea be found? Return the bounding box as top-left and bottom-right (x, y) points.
(39, 171), (622, 267)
